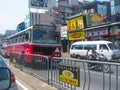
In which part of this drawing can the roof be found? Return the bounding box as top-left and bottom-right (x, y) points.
(72, 40), (112, 45)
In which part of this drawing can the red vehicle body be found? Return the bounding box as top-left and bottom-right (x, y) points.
(6, 24), (61, 63)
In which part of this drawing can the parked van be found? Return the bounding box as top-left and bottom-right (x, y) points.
(70, 41), (120, 61)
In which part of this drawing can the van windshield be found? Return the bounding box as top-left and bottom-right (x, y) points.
(108, 43), (118, 50)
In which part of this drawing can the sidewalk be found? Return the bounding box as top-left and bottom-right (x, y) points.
(6, 61), (57, 90)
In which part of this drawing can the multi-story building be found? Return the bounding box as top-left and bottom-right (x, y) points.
(55, 0), (82, 25)
(26, 0), (57, 27)
(110, 0), (120, 22)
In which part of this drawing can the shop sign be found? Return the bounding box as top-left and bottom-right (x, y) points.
(69, 31), (85, 40)
(86, 27), (108, 37)
(60, 26), (68, 40)
(59, 64), (80, 87)
(54, 13), (63, 18)
(53, 7), (63, 12)
(67, 15), (84, 31)
(54, 18), (63, 24)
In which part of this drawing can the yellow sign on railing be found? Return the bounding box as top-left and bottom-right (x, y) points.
(59, 64), (80, 87)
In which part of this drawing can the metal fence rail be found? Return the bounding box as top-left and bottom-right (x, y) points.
(50, 57), (120, 90)
(9, 52), (50, 83)
(9, 53), (120, 90)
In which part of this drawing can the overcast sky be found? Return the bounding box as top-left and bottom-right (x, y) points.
(0, 0), (110, 34)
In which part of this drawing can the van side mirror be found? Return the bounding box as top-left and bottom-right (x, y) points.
(0, 67), (11, 90)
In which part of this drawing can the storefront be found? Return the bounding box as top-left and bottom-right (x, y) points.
(67, 15), (86, 47)
(85, 27), (109, 41)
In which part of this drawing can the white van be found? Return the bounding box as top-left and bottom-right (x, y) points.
(70, 41), (120, 61)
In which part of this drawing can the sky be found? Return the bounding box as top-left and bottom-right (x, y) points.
(0, 0), (109, 34)
(0, 0), (28, 34)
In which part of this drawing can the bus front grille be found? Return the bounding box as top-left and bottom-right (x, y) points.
(33, 46), (55, 55)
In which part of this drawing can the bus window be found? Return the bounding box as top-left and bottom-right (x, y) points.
(48, 31), (60, 44)
(32, 29), (47, 43)
(25, 33), (29, 42)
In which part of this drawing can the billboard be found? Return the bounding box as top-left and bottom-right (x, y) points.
(89, 4), (107, 26)
(97, 4), (107, 17)
(67, 15), (84, 31)
(29, 0), (47, 8)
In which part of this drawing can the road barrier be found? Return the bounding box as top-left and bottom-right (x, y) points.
(9, 52), (50, 83)
(9, 53), (120, 90)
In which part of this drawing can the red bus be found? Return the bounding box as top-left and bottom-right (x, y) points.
(6, 24), (61, 64)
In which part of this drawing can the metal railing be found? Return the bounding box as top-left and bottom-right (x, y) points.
(9, 53), (120, 90)
(50, 57), (120, 90)
(9, 52), (50, 83)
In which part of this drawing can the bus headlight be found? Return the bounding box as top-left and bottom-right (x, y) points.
(55, 54), (60, 57)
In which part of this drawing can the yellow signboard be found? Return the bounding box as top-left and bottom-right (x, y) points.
(59, 64), (80, 87)
(69, 31), (85, 40)
(67, 15), (84, 31)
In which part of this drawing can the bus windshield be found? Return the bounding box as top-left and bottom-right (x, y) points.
(33, 29), (47, 44)
(48, 31), (60, 44)
(32, 29), (60, 44)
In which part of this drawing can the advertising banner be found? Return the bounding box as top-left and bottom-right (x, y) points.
(69, 31), (85, 40)
(60, 26), (68, 40)
(67, 15), (84, 31)
(86, 27), (108, 37)
(59, 64), (80, 87)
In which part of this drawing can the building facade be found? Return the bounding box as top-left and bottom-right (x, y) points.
(66, 1), (120, 50)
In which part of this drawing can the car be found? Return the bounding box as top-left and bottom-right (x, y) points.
(0, 67), (11, 90)
(0, 55), (17, 90)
